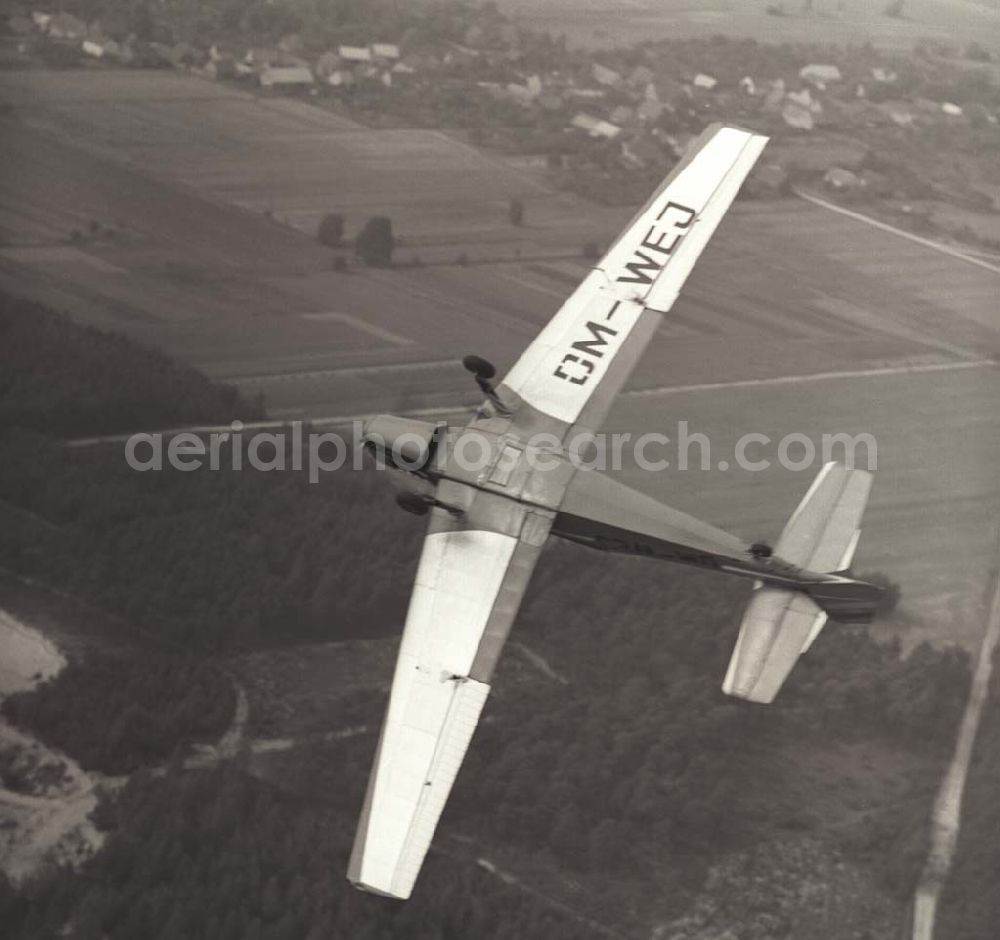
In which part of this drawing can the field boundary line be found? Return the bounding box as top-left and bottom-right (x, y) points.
(793, 189), (1000, 276)
(627, 357), (995, 399)
(913, 520), (1000, 940)
(227, 358), (462, 385)
(64, 358), (994, 447)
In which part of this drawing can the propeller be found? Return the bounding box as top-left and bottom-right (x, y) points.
(462, 355), (511, 416)
(396, 490), (431, 516)
(462, 355), (496, 380)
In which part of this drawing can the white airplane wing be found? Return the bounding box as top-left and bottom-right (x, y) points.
(348, 484), (552, 899)
(350, 125), (768, 899)
(498, 123), (768, 436)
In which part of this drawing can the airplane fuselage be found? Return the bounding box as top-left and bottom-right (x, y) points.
(363, 415), (881, 624)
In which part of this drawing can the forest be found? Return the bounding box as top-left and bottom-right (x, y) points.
(0, 292), (260, 436)
(3, 655), (234, 774)
(0, 292), (981, 937)
(0, 429), (420, 652)
(0, 555), (973, 939)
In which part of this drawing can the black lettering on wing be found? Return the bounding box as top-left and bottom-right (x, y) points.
(656, 201), (696, 227)
(553, 355), (594, 386)
(571, 320), (618, 359)
(616, 250), (661, 285)
(641, 224), (681, 257)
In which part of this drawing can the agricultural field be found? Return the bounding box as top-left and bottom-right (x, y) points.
(500, 0), (1000, 52)
(0, 69), (617, 263)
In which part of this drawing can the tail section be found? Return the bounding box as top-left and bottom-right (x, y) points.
(805, 576), (884, 625)
(722, 463), (882, 704)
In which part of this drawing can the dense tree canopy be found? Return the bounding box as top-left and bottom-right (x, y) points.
(0, 293), (260, 436)
(3, 656), (234, 774)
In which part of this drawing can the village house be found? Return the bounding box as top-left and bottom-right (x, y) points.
(782, 101), (815, 130)
(338, 45), (372, 63)
(592, 62), (622, 88)
(570, 112), (621, 139)
(259, 65), (314, 89)
(800, 63), (842, 87)
(81, 36), (123, 60)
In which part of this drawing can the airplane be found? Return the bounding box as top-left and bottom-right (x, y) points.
(347, 124), (883, 899)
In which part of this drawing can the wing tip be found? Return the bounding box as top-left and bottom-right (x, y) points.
(721, 678), (778, 705)
(347, 874), (411, 901)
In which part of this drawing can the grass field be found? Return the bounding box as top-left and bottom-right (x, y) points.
(499, 0), (1000, 51)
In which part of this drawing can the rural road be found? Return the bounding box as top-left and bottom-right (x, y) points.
(912, 521), (1000, 940)
(794, 189), (1000, 277)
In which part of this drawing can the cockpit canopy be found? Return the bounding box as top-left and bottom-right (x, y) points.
(362, 415), (445, 473)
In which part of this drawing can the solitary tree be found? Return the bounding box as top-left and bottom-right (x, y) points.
(317, 213), (344, 247)
(508, 197), (525, 227)
(354, 216), (394, 266)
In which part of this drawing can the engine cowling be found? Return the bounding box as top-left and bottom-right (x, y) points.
(361, 415), (445, 473)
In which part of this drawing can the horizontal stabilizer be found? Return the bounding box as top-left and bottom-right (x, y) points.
(776, 462), (872, 573)
(722, 588), (826, 703)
